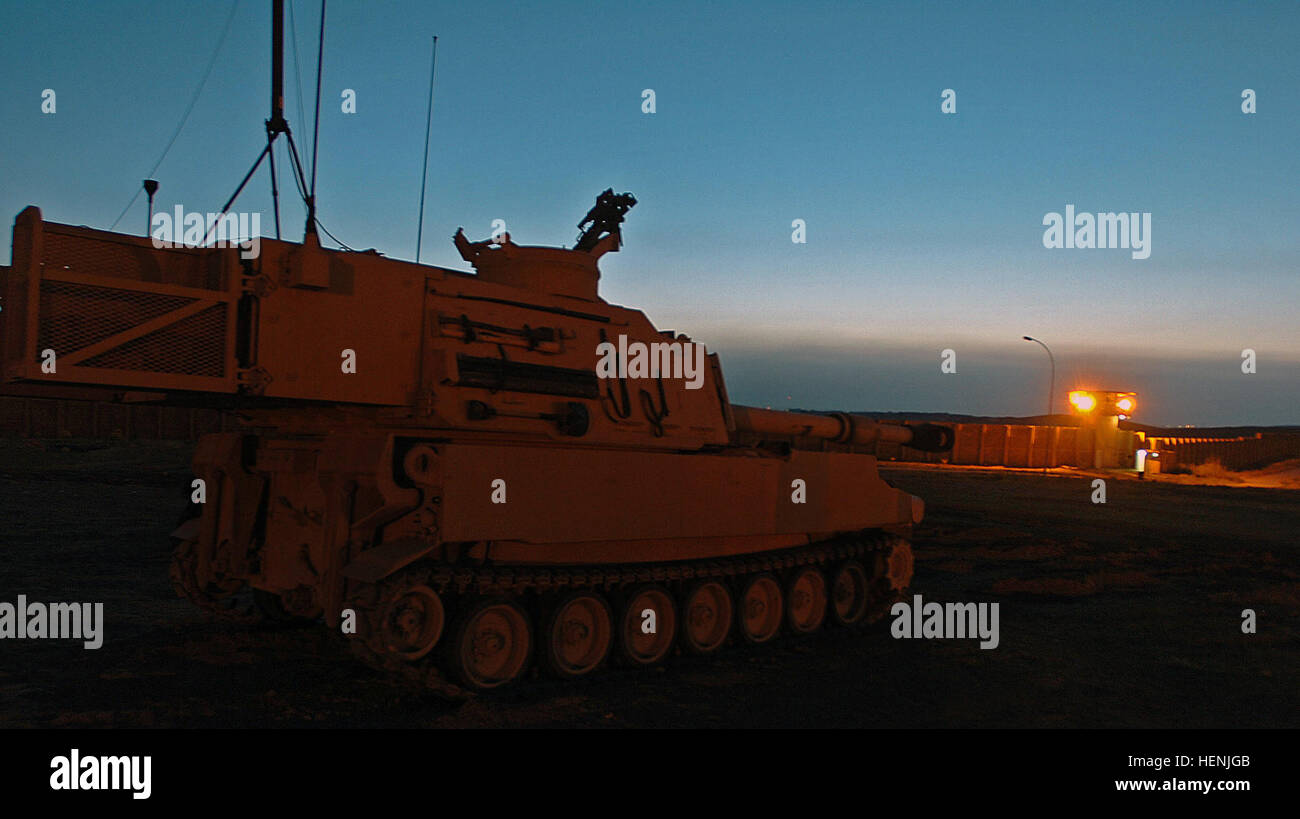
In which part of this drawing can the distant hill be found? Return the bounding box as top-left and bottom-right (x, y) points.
(792, 409), (1079, 426)
(1119, 422), (1300, 437)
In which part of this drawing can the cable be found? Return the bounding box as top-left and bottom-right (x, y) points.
(286, 140), (310, 200)
(309, 0), (325, 197)
(314, 218), (354, 251)
(109, 0), (241, 231)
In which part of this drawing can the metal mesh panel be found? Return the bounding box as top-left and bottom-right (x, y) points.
(43, 231), (218, 288)
(80, 303), (227, 377)
(38, 280), (195, 354)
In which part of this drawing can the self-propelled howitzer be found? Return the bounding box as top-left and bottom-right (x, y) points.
(0, 193), (952, 692)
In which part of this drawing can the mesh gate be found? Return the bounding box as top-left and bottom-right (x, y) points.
(5, 214), (240, 394)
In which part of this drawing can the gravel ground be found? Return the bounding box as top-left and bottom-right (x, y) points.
(1, 440), (1295, 728)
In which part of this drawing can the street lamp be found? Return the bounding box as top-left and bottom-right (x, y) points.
(142, 179), (159, 238)
(1022, 336), (1055, 421)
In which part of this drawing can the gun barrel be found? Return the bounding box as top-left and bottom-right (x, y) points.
(731, 406), (954, 453)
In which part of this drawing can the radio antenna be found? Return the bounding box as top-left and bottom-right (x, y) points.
(204, 0), (316, 247)
(415, 35), (439, 264)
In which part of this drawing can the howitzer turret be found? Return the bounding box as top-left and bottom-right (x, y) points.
(2, 192), (952, 693)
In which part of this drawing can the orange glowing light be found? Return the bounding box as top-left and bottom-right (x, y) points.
(1116, 397), (1135, 413)
(1069, 391), (1097, 412)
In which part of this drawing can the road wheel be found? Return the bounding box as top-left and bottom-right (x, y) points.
(786, 566), (828, 635)
(449, 598), (532, 690)
(544, 591), (613, 678)
(617, 585), (676, 666)
(680, 581), (733, 655)
(379, 584), (445, 661)
(738, 574), (783, 644)
(829, 560), (871, 626)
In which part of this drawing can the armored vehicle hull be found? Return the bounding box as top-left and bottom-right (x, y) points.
(3, 201), (951, 691)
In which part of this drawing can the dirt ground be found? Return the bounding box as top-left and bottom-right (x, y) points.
(1153, 458), (1300, 490)
(1, 439), (1296, 728)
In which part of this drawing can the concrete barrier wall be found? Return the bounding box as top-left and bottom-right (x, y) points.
(782, 421), (1131, 469)
(877, 424), (1300, 471)
(1150, 434), (1300, 471)
(873, 422), (1125, 469)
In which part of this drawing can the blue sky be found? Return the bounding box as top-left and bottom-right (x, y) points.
(1, 0), (1297, 424)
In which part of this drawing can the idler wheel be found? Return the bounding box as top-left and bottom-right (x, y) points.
(785, 566), (828, 635)
(829, 560), (871, 627)
(544, 591), (613, 678)
(449, 598), (532, 690)
(617, 585), (676, 666)
(380, 584), (445, 661)
(738, 574), (783, 644)
(680, 581), (733, 655)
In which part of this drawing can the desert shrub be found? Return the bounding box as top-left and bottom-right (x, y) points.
(1191, 459), (1228, 477)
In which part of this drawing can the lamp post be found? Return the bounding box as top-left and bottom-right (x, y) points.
(1023, 336), (1055, 473)
(1022, 336), (1055, 421)
(142, 179), (158, 238)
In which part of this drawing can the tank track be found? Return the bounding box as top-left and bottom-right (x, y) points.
(344, 530), (913, 698)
